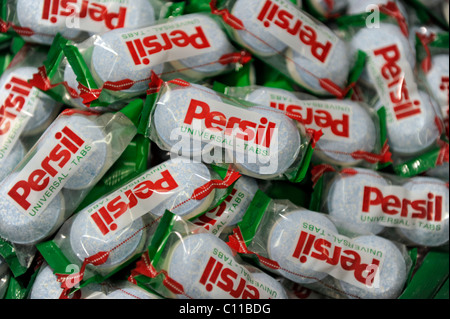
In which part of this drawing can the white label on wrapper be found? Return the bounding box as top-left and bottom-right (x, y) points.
(5, 124), (93, 218)
(366, 43), (424, 123)
(39, 0), (133, 33)
(359, 184), (448, 232)
(198, 247), (284, 298)
(0, 74), (40, 161)
(268, 94), (353, 142)
(193, 188), (251, 236)
(178, 97), (280, 159)
(119, 17), (216, 70)
(289, 220), (385, 289)
(87, 162), (183, 236)
(254, 0), (339, 65)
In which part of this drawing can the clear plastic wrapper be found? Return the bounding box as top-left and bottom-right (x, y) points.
(0, 0), (181, 46)
(36, 157), (240, 298)
(405, 0), (449, 30)
(309, 164), (449, 248)
(192, 174), (260, 236)
(29, 11), (252, 108)
(142, 77), (320, 183)
(129, 210), (289, 299)
(337, 10), (447, 177)
(227, 190), (413, 299)
(303, 0), (348, 21)
(1, 44), (61, 183)
(222, 84), (393, 169)
(0, 100), (141, 270)
(209, 0), (363, 99)
(0, 255), (11, 299)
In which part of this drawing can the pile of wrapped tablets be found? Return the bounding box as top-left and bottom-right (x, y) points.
(0, 0), (448, 300)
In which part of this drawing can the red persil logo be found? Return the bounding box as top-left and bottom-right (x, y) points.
(41, 0), (127, 30)
(124, 26), (211, 66)
(90, 170), (179, 235)
(184, 99), (278, 149)
(257, 0), (334, 63)
(362, 186), (444, 222)
(373, 44), (422, 121)
(270, 101), (349, 138)
(0, 76), (33, 136)
(292, 231), (381, 286)
(7, 126), (85, 210)
(199, 256), (261, 299)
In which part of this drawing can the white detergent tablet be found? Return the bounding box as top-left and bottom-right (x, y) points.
(152, 83), (222, 157)
(69, 210), (146, 274)
(90, 28), (165, 97)
(230, 105), (302, 180)
(314, 100), (377, 166)
(169, 14), (237, 81)
(148, 158), (216, 220)
(285, 37), (352, 96)
(326, 168), (389, 235)
(339, 235), (407, 299)
(425, 54), (449, 115)
(231, 0), (288, 56)
(267, 209), (338, 284)
(29, 265), (64, 299)
(396, 177), (449, 247)
(308, 0), (348, 17)
(166, 232), (287, 299)
(374, 91), (441, 156)
(42, 114), (109, 191)
(0, 141), (26, 182)
(16, 0), (83, 45)
(0, 66), (60, 137)
(350, 22), (415, 88)
(0, 173), (66, 245)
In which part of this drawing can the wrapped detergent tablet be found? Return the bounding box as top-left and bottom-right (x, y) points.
(0, 99), (142, 268)
(338, 15), (446, 175)
(210, 0), (358, 98)
(143, 78), (318, 183)
(130, 210), (288, 299)
(0, 0), (182, 46)
(32, 12), (251, 108)
(223, 85), (392, 169)
(309, 165), (449, 247)
(36, 157), (239, 293)
(227, 190), (412, 299)
(0, 45), (61, 183)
